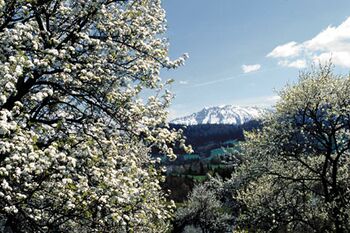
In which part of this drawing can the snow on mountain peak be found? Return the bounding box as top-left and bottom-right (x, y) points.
(170, 105), (271, 125)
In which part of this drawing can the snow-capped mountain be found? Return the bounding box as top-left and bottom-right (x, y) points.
(170, 105), (271, 125)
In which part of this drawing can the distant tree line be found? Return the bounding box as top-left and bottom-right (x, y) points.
(170, 120), (261, 152)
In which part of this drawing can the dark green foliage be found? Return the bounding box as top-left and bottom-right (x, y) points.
(170, 120), (261, 152)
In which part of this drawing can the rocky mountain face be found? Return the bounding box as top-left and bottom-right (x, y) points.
(171, 105), (271, 125)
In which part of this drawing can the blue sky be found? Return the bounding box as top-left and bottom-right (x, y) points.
(161, 0), (350, 119)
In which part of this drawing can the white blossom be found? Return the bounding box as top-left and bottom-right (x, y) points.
(0, 1), (188, 232)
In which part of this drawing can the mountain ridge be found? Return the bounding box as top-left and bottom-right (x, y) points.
(170, 105), (271, 125)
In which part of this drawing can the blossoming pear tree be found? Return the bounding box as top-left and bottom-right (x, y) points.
(234, 65), (350, 233)
(0, 0), (190, 232)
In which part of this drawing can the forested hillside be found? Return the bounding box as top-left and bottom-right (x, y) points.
(170, 120), (261, 151)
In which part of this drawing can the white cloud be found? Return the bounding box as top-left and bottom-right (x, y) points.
(313, 52), (350, 68)
(267, 16), (350, 68)
(267, 41), (302, 58)
(242, 64), (261, 73)
(266, 95), (281, 102)
(179, 80), (188, 85)
(306, 18), (350, 51)
(278, 59), (307, 68)
(288, 59), (307, 68)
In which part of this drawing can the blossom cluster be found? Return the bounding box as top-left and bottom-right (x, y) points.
(0, 0), (187, 232)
